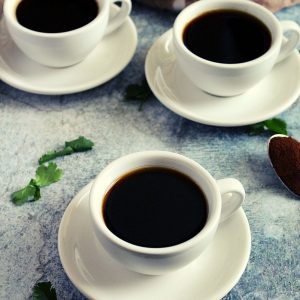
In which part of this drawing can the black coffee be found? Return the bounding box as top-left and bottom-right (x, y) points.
(103, 167), (208, 248)
(183, 9), (272, 64)
(16, 0), (99, 33)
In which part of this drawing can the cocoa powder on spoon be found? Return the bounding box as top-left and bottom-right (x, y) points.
(268, 135), (300, 196)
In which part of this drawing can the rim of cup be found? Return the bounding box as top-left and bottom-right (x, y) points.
(89, 151), (221, 255)
(173, 0), (282, 69)
(4, 0), (107, 38)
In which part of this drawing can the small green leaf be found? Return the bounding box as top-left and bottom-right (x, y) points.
(248, 118), (288, 136)
(11, 164), (62, 206)
(124, 78), (153, 110)
(11, 183), (39, 206)
(125, 84), (152, 101)
(35, 163), (63, 187)
(65, 136), (94, 152)
(13, 136), (93, 205)
(248, 122), (265, 135)
(29, 179), (41, 201)
(39, 136), (94, 165)
(39, 147), (74, 164)
(264, 118), (287, 135)
(38, 136), (94, 164)
(34, 186), (41, 201)
(32, 281), (57, 300)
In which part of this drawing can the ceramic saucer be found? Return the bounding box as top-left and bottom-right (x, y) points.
(145, 30), (300, 127)
(0, 5), (137, 95)
(58, 182), (251, 300)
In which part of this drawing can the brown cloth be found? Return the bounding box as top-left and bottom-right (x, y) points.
(135, 0), (300, 12)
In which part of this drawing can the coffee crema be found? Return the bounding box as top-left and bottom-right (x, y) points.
(183, 9), (272, 64)
(16, 0), (99, 33)
(103, 167), (208, 248)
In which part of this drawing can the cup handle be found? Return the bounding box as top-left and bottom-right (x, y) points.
(105, 0), (132, 36)
(216, 178), (245, 223)
(156, 30), (176, 66)
(276, 21), (300, 63)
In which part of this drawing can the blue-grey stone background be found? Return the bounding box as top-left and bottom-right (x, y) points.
(0, 2), (299, 299)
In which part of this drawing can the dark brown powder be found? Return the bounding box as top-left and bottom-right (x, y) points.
(269, 136), (300, 196)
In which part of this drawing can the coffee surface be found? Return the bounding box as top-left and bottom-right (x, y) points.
(103, 167), (208, 248)
(183, 9), (272, 64)
(16, 0), (99, 33)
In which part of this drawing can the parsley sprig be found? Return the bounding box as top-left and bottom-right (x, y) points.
(32, 281), (57, 300)
(12, 136), (94, 205)
(124, 78), (153, 110)
(11, 163), (63, 206)
(248, 118), (288, 135)
(39, 136), (94, 164)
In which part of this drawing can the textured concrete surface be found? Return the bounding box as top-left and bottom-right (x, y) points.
(0, 3), (300, 300)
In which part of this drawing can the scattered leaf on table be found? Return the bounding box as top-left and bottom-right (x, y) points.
(65, 136), (94, 152)
(39, 136), (94, 164)
(35, 163), (63, 187)
(124, 78), (153, 110)
(32, 281), (57, 300)
(248, 118), (288, 135)
(11, 163), (62, 205)
(11, 181), (40, 206)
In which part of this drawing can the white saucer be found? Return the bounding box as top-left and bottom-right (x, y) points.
(0, 5), (137, 95)
(145, 30), (300, 127)
(58, 182), (251, 300)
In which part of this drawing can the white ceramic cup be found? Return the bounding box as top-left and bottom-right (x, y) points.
(171, 0), (300, 97)
(4, 0), (132, 67)
(89, 151), (245, 275)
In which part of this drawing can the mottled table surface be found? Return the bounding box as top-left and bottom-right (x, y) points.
(1, 2), (300, 300)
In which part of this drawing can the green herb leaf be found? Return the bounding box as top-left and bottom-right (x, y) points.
(124, 78), (152, 110)
(125, 82), (152, 100)
(35, 163), (63, 187)
(65, 136), (94, 152)
(11, 182), (40, 206)
(248, 118), (288, 135)
(39, 147), (74, 164)
(248, 122), (265, 136)
(38, 136), (94, 164)
(12, 137), (92, 205)
(32, 281), (57, 300)
(11, 164), (62, 205)
(264, 118), (287, 135)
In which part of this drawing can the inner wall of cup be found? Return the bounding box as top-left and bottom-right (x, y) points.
(175, 0), (281, 52)
(94, 154), (219, 229)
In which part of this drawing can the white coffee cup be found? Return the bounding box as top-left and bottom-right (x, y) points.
(171, 0), (300, 97)
(89, 151), (245, 275)
(4, 0), (131, 67)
